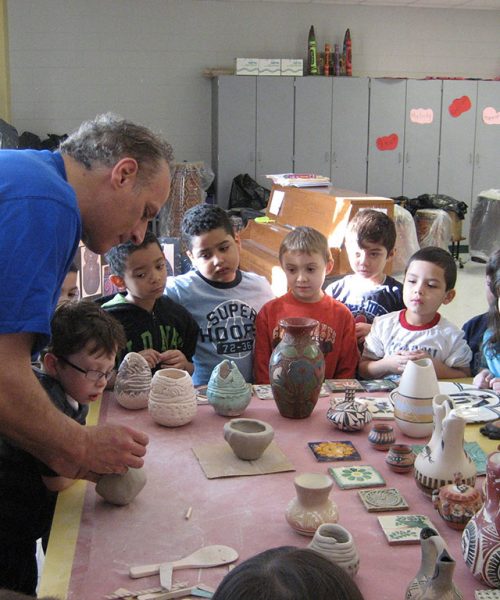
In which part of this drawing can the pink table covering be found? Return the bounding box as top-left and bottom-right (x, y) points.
(62, 391), (489, 599)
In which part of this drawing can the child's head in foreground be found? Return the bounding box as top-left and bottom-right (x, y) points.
(211, 546), (365, 600)
(486, 255), (500, 351)
(105, 231), (167, 308)
(58, 262), (80, 305)
(181, 204), (240, 284)
(43, 301), (126, 404)
(279, 226), (333, 303)
(403, 246), (457, 324)
(345, 210), (397, 283)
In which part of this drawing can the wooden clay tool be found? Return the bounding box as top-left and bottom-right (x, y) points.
(129, 545), (238, 586)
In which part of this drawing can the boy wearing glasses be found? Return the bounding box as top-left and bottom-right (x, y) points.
(0, 301), (126, 595)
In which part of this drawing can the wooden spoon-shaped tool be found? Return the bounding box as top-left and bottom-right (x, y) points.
(129, 544), (239, 580)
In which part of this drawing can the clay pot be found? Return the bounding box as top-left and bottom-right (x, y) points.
(207, 360), (252, 417)
(270, 317), (325, 419)
(432, 474), (483, 531)
(462, 450), (500, 587)
(326, 392), (372, 432)
(385, 443), (415, 473)
(285, 472), (338, 536)
(223, 418), (274, 460)
(368, 423), (395, 451)
(308, 523), (359, 577)
(148, 368), (197, 427)
(95, 467), (147, 506)
(390, 357), (439, 438)
(414, 395), (476, 498)
(114, 352), (152, 410)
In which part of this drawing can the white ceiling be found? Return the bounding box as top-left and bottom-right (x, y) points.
(217, 0), (500, 10)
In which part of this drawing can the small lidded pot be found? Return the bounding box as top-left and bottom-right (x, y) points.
(385, 443), (415, 473)
(326, 390), (372, 432)
(368, 423), (395, 451)
(432, 473), (483, 530)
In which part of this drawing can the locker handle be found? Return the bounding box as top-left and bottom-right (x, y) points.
(405, 152), (409, 164)
(332, 151), (336, 165)
(398, 152), (402, 164)
(468, 153), (473, 165)
(475, 153), (480, 166)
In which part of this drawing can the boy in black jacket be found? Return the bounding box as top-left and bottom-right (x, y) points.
(101, 231), (198, 375)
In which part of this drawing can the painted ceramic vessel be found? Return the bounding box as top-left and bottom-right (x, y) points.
(285, 472), (338, 536)
(207, 360), (252, 417)
(406, 527), (462, 600)
(308, 523), (359, 577)
(114, 352), (152, 410)
(148, 368), (197, 427)
(432, 474), (483, 531)
(223, 418), (274, 460)
(327, 393), (372, 432)
(270, 318), (325, 419)
(385, 443), (415, 473)
(390, 357), (439, 438)
(414, 394), (476, 498)
(462, 451), (500, 588)
(368, 423), (395, 451)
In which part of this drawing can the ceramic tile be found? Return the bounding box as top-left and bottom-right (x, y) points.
(358, 488), (409, 512)
(325, 379), (363, 392)
(412, 441), (487, 475)
(359, 396), (395, 420)
(253, 383), (330, 400)
(377, 514), (437, 545)
(308, 440), (361, 462)
(475, 590), (500, 599)
(359, 379), (398, 392)
(328, 465), (385, 489)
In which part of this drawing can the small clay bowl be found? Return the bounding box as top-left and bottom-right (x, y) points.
(368, 423), (395, 451)
(385, 443), (415, 473)
(223, 418), (274, 461)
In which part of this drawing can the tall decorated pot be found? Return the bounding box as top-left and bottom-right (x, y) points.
(148, 368), (197, 427)
(462, 451), (500, 588)
(269, 317), (325, 419)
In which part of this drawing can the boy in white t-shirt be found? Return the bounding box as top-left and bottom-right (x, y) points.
(359, 246), (472, 380)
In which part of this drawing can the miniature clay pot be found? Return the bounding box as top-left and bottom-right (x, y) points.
(96, 467), (147, 506)
(368, 423), (395, 451)
(432, 474), (483, 531)
(114, 352), (152, 410)
(148, 368), (197, 427)
(270, 318), (325, 419)
(285, 472), (338, 536)
(223, 418), (274, 461)
(385, 444), (415, 473)
(390, 357), (439, 438)
(207, 360), (252, 417)
(308, 523), (360, 577)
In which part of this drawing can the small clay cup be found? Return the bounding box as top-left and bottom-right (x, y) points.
(223, 418), (274, 460)
(368, 423), (395, 451)
(385, 443), (415, 473)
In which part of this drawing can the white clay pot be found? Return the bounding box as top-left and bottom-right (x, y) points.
(223, 418), (274, 461)
(308, 523), (360, 577)
(391, 358), (439, 438)
(114, 352), (152, 410)
(148, 368), (197, 427)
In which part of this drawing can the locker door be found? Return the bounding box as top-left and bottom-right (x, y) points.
(331, 77), (369, 192)
(294, 77), (333, 177)
(438, 80), (478, 239)
(256, 77), (294, 189)
(403, 79), (442, 198)
(367, 78), (407, 198)
(212, 76), (256, 209)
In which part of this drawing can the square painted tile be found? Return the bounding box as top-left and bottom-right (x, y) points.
(358, 488), (409, 512)
(475, 591), (500, 600)
(328, 465), (385, 489)
(325, 379), (363, 393)
(359, 396), (395, 420)
(377, 514), (436, 545)
(254, 383), (330, 400)
(308, 441), (361, 462)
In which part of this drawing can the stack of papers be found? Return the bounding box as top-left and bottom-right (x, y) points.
(266, 173), (331, 187)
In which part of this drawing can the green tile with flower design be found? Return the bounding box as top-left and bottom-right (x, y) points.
(328, 464), (385, 489)
(377, 514), (436, 545)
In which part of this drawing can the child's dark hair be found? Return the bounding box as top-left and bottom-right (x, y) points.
(279, 226), (332, 265)
(105, 230), (162, 278)
(212, 546), (365, 600)
(46, 301), (127, 358)
(405, 246), (457, 291)
(485, 259), (500, 353)
(68, 261), (78, 273)
(181, 204), (234, 251)
(346, 209), (397, 254)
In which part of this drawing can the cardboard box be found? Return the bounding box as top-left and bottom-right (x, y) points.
(281, 59), (303, 76)
(235, 58), (259, 75)
(259, 58), (281, 76)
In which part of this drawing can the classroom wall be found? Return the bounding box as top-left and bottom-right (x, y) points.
(6, 0), (500, 166)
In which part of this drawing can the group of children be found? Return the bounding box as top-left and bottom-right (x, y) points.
(1, 203), (499, 596)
